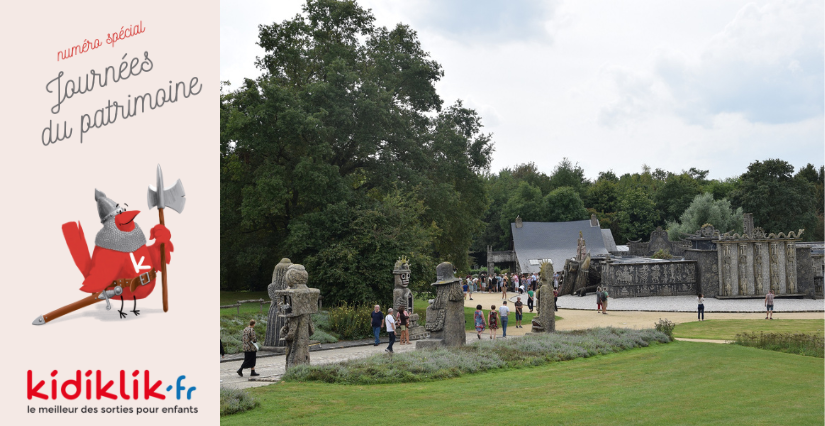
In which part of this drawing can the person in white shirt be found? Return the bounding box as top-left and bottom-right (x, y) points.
(385, 308), (396, 353)
(499, 302), (510, 337)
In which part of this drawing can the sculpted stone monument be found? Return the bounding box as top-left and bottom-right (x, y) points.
(416, 262), (466, 349)
(274, 264), (319, 371)
(265, 258), (292, 347)
(392, 256), (426, 340)
(531, 260), (556, 333)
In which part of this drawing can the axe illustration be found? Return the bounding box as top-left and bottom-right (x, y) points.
(147, 164), (186, 312)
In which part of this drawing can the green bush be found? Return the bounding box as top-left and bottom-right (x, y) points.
(283, 327), (671, 385)
(220, 386), (259, 416)
(220, 314), (268, 354)
(328, 303), (374, 340)
(652, 249), (673, 259)
(655, 318), (676, 341)
(734, 332), (824, 358)
(310, 329), (339, 344)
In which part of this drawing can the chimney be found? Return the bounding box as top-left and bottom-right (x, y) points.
(590, 214), (599, 227)
(515, 215), (523, 229)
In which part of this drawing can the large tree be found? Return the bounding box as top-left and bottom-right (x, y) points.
(730, 159), (817, 240)
(221, 0), (492, 300)
(666, 193), (743, 240)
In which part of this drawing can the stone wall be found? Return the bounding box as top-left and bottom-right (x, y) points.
(796, 247), (814, 297)
(602, 260), (697, 298)
(684, 249), (719, 297)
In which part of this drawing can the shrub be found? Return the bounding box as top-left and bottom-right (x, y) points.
(220, 314), (268, 354)
(654, 318), (676, 341)
(220, 386), (259, 416)
(310, 329), (339, 344)
(734, 332), (824, 358)
(282, 327), (670, 385)
(328, 303), (374, 340)
(652, 249), (673, 259)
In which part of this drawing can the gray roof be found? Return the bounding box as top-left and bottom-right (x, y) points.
(601, 229), (617, 252)
(510, 220), (611, 273)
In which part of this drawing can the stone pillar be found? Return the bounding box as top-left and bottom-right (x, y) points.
(265, 258), (292, 347)
(417, 262), (466, 349)
(531, 260), (555, 333)
(274, 264), (320, 371)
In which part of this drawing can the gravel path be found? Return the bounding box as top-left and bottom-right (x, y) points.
(554, 294), (824, 313)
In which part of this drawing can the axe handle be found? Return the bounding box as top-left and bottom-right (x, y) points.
(41, 292), (102, 324)
(159, 208), (168, 312)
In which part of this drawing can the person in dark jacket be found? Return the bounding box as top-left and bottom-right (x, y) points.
(237, 319), (259, 377)
(371, 305), (384, 346)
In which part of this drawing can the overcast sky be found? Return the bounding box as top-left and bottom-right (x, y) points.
(221, 0), (824, 180)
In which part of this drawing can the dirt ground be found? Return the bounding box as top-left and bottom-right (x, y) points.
(463, 291), (824, 336)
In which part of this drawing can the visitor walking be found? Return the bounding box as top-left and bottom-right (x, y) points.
(697, 294), (705, 321)
(463, 277), (469, 300)
(474, 304), (487, 339)
(515, 297), (523, 328)
(488, 305), (499, 339)
(554, 288), (559, 311)
(596, 286), (602, 312)
(600, 288), (609, 314)
(371, 305), (384, 346)
(237, 319), (259, 377)
(397, 306), (410, 345)
(469, 276), (475, 300)
(501, 275), (508, 300)
(499, 301), (510, 337)
(765, 289), (775, 320)
(527, 288), (534, 312)
(385, 308), (396, 353)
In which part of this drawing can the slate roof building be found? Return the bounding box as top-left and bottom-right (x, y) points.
(487, 215), (617, 275)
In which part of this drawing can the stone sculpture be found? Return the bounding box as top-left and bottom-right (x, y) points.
(265, 258), (292, 347)
(274, 264), (319, 371)
(416, 262), (466, 349)
(392, 256), (426, 340)
(531, 260), (556, 333)
(576, 231), (587, 262)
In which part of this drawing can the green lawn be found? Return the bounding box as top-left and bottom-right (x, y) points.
(220, 291), (270, 317)
(674, 319), (825, 340)
(220, 342), (824, 425)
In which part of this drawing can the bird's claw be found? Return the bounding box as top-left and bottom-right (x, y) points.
(131, 310), (140, 316)
(118, 310), (127, 319)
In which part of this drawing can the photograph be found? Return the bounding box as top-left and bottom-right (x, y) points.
(218, 1), (823, 424)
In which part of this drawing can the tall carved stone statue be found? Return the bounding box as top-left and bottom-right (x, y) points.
(275, 264), (319, 371)
(738, 244), (748, 295)
(265, 258), (292, 347)
(393, 256), (413, 314)
(417, 262), (466, 349)
(754, 244), (764, 294)
(786, 243), (796, 293)
(770, 243), (780, 293)
(531, 260), (556, 333)
(392, 256), (425, 340)
(576, 231), (587, 262)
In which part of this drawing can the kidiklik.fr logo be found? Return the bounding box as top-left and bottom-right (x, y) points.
(27, 370), (196, 400)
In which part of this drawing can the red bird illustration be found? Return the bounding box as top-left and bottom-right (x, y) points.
(55, 189), (173, 320)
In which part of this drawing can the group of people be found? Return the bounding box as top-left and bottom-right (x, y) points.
(472, 298), (529, 340)
(371, 304), (411, 353)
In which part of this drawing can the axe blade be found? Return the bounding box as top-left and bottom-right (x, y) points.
(148, 179), (186, 213)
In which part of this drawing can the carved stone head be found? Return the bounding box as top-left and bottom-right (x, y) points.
(393, 256), (411, 289)
(286, 264), (309, 289)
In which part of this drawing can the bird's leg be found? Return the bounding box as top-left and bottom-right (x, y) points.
(118, 296), (127, 318)
(131, 296), (140, 316)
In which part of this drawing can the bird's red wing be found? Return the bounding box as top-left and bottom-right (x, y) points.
(62, 221), (91, 277)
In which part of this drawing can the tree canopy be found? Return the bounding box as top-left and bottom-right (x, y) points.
(221, 0), (492, 302)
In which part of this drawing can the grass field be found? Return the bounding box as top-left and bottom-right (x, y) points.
(220, 291), (270, 317)
(674, 319), (825, 340)
(220, 341), (824, 425)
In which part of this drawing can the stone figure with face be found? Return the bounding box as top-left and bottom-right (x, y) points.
(393, 256), (413, 314)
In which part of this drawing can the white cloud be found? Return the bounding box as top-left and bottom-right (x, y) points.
(602, 0), (824, 127)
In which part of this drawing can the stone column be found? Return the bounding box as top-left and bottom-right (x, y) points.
(265, 258), (292, 347)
